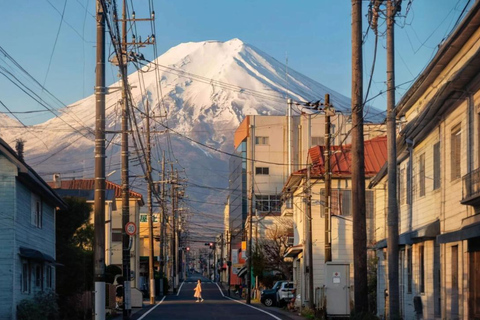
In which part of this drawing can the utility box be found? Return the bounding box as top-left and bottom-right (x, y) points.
(325, 263), (350, 316)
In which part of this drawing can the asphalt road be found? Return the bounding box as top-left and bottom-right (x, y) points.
(131, 275), (302, 320)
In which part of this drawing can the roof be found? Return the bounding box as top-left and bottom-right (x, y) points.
(0, 138), (67, 209)
(306, 136), (387, 178)
(396, 2), (480, 117)
(48, 179), (145, 206)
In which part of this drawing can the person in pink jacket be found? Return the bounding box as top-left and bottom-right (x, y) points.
(194, 279), (204, 302)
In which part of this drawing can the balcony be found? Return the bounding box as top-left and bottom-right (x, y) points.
(461, 168), (480, 206)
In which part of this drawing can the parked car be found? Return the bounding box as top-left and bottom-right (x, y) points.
(260, 281), (295, 307)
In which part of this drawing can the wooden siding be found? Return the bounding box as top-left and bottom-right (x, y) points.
(0, 155), (17, 319)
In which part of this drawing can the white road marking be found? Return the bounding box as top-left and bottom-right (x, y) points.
(176, 280), (186, 296)
(214, 283), (281, 320)
(136, 296), (166, 320)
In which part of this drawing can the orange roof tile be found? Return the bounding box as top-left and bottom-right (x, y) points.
(47, 178), (144, 205)
(307, 136), (387, 178)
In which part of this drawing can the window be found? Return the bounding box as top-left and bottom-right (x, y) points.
(419, 245), (425, 293)
(451, 125), (461, 181)
(35, 265), (43, 288)
(255, 195), (281, 212)
(112, 229), (122, 242)
(31, 194), (42, 228)
(22, 261), (30, 293)
(419, 153), (426, 197)
(433, 142), (441, 190)
(255, 136), (269, 145)
(399, 168), (406, 205)
(255, 167), (269, 175)
(407, 246), (412, 293)
(322, 189), (374, 218)
(311, 136), (324, 146)
(46, 266), (53, 289)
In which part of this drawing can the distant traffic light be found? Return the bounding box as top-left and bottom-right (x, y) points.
(204, 242), (215, 249)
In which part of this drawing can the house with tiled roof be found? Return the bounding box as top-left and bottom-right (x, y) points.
(48, 178), (144, 290)
(282, 136), (387, 316)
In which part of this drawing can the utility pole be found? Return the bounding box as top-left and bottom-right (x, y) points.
(120, 1), (132, 317)
(145, 100), (155, 305)
(287, 98), (293, 176)
(159, 151), (166, 296)
(247, 117), (255, 304)
(306, 114), (314, 309)
(351, 0), (368, 314)
(324, 94), (332, 263)
(227, 230), (232, 296)
(94, 1), (106, 319)
(386, 0), (400, 318)
(170, 168), (177, 292)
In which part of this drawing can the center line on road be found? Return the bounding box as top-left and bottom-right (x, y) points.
(137, 296), (166, 320)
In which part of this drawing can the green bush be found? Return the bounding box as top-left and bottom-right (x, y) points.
(17, 291), (59, 320)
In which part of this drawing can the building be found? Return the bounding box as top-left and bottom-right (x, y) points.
(370, 3), (480, 319)
(0, 138), (66, 320)
(283, 136), (387, 316)
(228, 113), (382, 288)
(48, 178), (145, 289)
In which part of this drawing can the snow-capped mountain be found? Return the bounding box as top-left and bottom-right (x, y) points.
(0, 39), (376, 236)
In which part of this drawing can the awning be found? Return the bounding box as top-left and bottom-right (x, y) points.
(284, 244), (303, 258)
(437, 221), (480, 244)
(19, 247), (55, 263)
(375, 220), (440, 249)
(237, 267), (247, 278)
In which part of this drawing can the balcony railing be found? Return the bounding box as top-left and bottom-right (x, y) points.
(461, 168), (480, 206)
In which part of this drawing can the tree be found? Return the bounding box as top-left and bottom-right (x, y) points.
(255, 218), (293, 280)
(55, 196), (93, 319)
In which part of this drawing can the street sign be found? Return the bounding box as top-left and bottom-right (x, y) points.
(125, 222), (137, 236)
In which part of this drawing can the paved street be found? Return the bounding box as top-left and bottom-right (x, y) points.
(130, 275), (302, 320)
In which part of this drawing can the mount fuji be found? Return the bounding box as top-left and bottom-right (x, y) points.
(0, 39), (379, 237)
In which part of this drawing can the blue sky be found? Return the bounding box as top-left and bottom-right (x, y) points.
(0, 0), (472, 125)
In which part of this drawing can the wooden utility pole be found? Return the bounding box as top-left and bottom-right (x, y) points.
(386, 0), (400, 318)
(145, 100), (155, 304)
(120, 1), (132, 318)
(170, 168), (177, 292)
(324, 94), (332, 263)
(306, 114), (314, 309)
(159, 152), (166, 296)
(94, 1), (106, 319)
(227, 230), (232, 296)
(351, 0), (368, 314)
(246, 117), (255, 304)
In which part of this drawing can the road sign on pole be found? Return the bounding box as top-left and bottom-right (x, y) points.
(125, 222), (136, 236)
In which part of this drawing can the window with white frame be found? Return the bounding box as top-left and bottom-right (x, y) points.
(255, 136), (269, 145)
(255, 167), (269, 175)
(31, 194), (42, 228)
(255, 194), (281, 212)
(311, 136), (324, 146)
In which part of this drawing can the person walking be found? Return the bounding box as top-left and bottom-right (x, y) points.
(193, 279), (204, 302)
